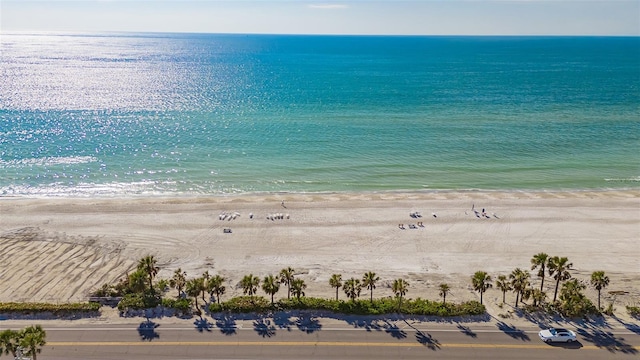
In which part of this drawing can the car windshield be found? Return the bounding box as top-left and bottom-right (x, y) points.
(549, 329), (557, 335)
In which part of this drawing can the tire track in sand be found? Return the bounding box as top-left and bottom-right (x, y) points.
(0, 228), (137, 303)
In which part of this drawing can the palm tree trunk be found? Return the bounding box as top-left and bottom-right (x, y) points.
(540, 275), (545, 292)
(335, 288), (339, 301)
(443, 294), (446, 304)
(480, 291), (483, 305)
(370, 289), (373, 303)
(502, 291), (506, 304)
(597, 289), (601, 310)
(515, 292), (520, 308)
(553, 278), (560, 302)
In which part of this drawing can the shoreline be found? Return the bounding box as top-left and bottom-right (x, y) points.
(1, 187), (639, 202)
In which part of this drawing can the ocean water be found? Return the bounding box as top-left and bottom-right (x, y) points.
(1, 33), (639, 197)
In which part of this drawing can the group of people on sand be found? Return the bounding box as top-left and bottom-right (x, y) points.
(400, 210), (435, 229)
(469, 204), (498, 219)
(267, 213), (289, 220)
(398, 222), (424, 229)
(219, 204), (290, 233)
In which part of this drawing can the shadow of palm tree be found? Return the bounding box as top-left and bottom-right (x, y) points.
(215, 314), (238, 335)
(344, 317), (384, 332)
(513, 308), (553, 329)
(383, 323), (407, 339)
(138, 319), (160, 341)
(415, 330), (441, 350)
(296, 313), (322, 334)
(611, 315), (640, 335)
(457, 324), (477, 338)
(254, 318), (277, 338)
(576, 328), (638, 354)
(400, 319), (440, 350)
(273, 311), (294, 331)
(495, 321), (530, 341)
(194, 316), (213, 332)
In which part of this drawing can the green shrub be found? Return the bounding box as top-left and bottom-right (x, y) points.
(627, 305), (640, 318)
(117, 293), (161, 311)
(161, 298), (192, 314)
(0, 302), (100, 314)
(219, 296), (271, 313)
(544, 299), (599, 318)
(400, 298), (485, 316)
(172, 298), (192, 313)
(603, 303), (615, 316)
(227, 297), (487, 317)
(209, 302), (224, 313)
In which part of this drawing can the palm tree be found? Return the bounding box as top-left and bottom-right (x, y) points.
(362, 271), (380, 303)
(590, 270), (610, 310)
(548, 256), (573, 302)
(19, 325), (46, 360)
(279, 267), (295, 299)
(169, 268), (187, 298)
(495, 275), (512, 304)
(471, 271), (492, 305)
(262, 274), (280, 305)
(530, 288), (547, 307)
(343, 277), (362, 302)
(185, 278), (205, 312)
(392, 278), (409, 311)
(439, 283), (451, 304)
(0, 329), (21, 358)
(128, 269), (148, 293)
(207, 275), (226, 304)
(509, 268), (530, 307)
(290, 278), (307, 301)
(329, 274), (343, 301)
(199, 277), (210, 303)
(530, 252), (549, 292)
(201, 271), (211, 301)
(241, 274), (260, 296)
(559, 278), (588, 316)
(155, 279), (170, 295)
(137, 255), (159, 293)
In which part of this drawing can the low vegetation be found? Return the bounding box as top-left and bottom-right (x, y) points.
(1, 253), (623, 321)
(0, 302), (100, 315)
(208, 296), (485, 316)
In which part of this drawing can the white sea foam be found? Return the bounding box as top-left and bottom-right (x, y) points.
(0, 156), (98, 168)
(605, 177), (640, 182)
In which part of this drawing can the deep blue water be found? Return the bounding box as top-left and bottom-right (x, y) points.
(1, 33), (639, 196)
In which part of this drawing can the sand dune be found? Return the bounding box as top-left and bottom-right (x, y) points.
(0, 190), (638, 315)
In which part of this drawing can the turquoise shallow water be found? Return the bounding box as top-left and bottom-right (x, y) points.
(1, 33), (639, 196)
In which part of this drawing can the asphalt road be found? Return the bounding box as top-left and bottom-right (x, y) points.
(20, 317), (638, 360)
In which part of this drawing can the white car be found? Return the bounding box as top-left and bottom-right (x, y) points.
(538, 328), (577, 343)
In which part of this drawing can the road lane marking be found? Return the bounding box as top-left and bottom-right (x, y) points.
(35, 327), (638, 335)
(46, 341), (635, 350)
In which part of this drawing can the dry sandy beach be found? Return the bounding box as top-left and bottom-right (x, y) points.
(1, 190), (639, 320)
